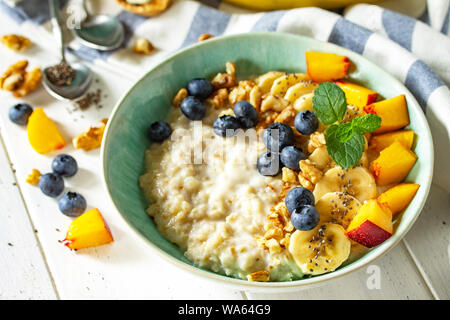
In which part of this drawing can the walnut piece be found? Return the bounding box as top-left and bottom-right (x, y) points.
(274, 106), (296, 125)
(172, 88), (188, 107)
(133, 38), (155, 55)
(73, 119), (108, 151)
(206, 88), (228, 109)
(307, 131), (326, 153)
(1, 34), (31, 51)
(211, 61), (237, 89)
(298, 159), (323, 191)
(247, 270), (270, 282)
(0, 60), (41, 97)
(228, 80), (255, 105)
(282, 167), (298, 184)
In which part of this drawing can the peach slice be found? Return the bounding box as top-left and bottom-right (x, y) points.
(378, 183), (420, 215)
(64, 208), (113, 250)
(27, 107), (66, 154)
(305, 51), (350, 83)
(335, 80), (377, 108)
(370, 141), (418, 186)
(364, 95), (410, 134)
(346, 199), (393, 248)
(369, 129), (414, 153)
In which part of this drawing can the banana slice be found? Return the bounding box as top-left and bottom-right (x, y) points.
(308, 146), (335, 171)
(255, 71), (285, 94)
(313, 166), (377, 203)
(293, 92), (314, 112)
(288, 223), (351, 275)
(316, 192), (362, 229)
(284, 82), (318, 103)
(270, 73), (310, 97)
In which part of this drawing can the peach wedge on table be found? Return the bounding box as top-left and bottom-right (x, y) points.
(346, 199), (393, 248)
(369, 129), (415, 153)
(378, 183), (420, 215)
(305, 51), (350, 83)
(370, 141), (418, 186)
(335, 80), (378, 108)
(27, 107), (66, 154)
(64, 208), (114, 250)
(364, 94), (410, 134)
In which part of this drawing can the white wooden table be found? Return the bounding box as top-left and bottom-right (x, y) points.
(1, 4), (449, 301)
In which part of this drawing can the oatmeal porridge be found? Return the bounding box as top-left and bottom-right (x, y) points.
(140, 52), (420, 281)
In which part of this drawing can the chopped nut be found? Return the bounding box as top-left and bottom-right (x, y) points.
(266, 238), (282, 254)
(133, 38), (155, 55)
(247, 270), (270, 282)
(1, 60), (41, 98)
(26, 169), (41, 185)
(198, 33), (213, 42)
(297, 159), (323, 191)
(282, 167), (298, 184)
(211, 61), (237, 89)
(274, 106), (296, 125)
(172, 88), (188, 107)
(1, 34), (31, 51)
(307, 131), (326, 153)
(298, 172), (315, 191)
(228, 80), (255, 105)
(73, 119), (108, 151)
(260, 95), (290, 112)
(218, 108), (235, 117)
(206, 88), (228, 109)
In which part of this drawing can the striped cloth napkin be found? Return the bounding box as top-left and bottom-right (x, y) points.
(1, 0), (449, 192)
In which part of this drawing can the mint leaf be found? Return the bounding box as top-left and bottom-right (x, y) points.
(312, 82), (347, 125)
(335, 122), (354, 143)
(352, 113), (381, 134)
(325, 124), (365, 170)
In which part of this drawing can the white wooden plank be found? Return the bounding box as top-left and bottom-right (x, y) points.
(246, 243), (433, 300)
(403, 184), (450, 299)
(0, 136), (57, 300)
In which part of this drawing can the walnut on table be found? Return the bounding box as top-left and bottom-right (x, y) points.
(133, 38), (155, 55)
(0, 60), (41, 97)
(1, 34), (31, 52)
(73, 119), (108, 151)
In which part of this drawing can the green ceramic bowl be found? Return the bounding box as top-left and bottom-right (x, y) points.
(101, 32), (433, 291)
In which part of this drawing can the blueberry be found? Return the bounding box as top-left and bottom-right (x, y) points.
(294, 110), (319, 135)
(257, 151), (281, 176)
(187, 78), (214, 99)
(180, 96), (206, 120)
(285, 187), (315, 213)
(148, 121), (172, 142)
(58, 192), (87, 217)
(233, 101), (258, 128)
(213, 115), (241, 137)
(8, 103), (33, 126)
(262, 122), (294, 152)
(52, 154), (78, 177)
(280, 146), (306, 171)
(291, 205), (320, 231)
(39, 173), (64, 198)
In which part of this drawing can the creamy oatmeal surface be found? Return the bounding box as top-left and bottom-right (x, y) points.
(140, 107), (303, 281)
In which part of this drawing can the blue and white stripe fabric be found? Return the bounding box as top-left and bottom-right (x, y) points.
(1, 0), (449, 191)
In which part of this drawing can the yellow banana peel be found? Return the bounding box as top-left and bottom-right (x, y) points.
(224, 0), (379, 10)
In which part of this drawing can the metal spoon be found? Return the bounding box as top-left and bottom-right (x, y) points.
(43, 0), (93, 101)
(72, 0), (125, 51)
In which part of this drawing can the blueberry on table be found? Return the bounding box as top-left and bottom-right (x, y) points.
(148, 121), (172, 142)
(58, 192), (87, 217)
(52, 154), (78, 177)
(233, 101), (258, 128)
(39, 173), (64, 198)
(257, 151), (281, 176)
(213, 115), (241, 137)
(291, 205), (320, 231)
(187, 78), (214, 99)
(294, 110), (319, 135)
(8, 103), (33, 126)
(280, 146), (306, 171)
(285, 187), (315, 213)
(180, 96), (206, 120)
(262, 122), (294, 152)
